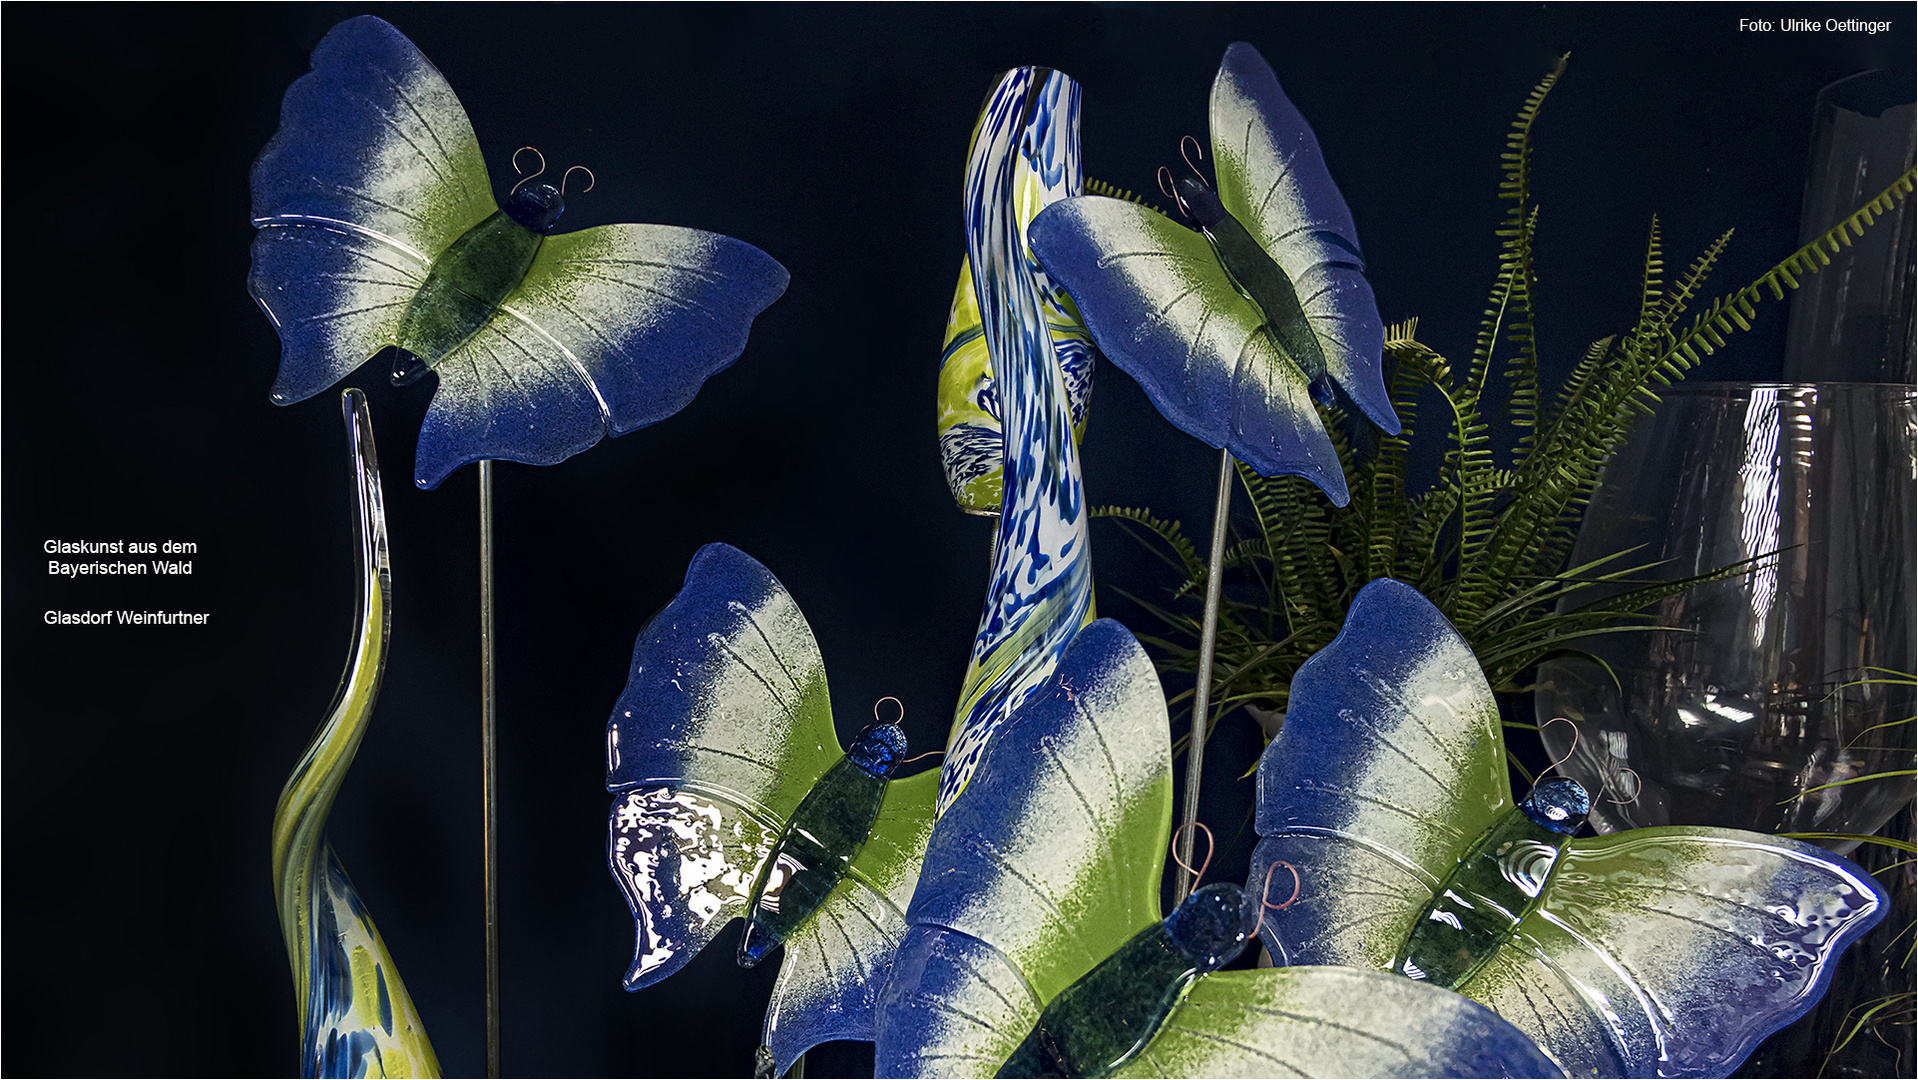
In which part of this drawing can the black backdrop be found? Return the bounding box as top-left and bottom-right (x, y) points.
(4, 4), (1911, 1076)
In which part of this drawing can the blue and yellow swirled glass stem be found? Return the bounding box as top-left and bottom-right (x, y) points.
(938, 69), (1096, 814)
(935, 71), (1095, 516)
(270, 389), (439, 1078)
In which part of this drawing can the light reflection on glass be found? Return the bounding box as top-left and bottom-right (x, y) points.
(1702, 693), (1757, 723)
(1539, 383), (1915, 843)
(1738, 388), (1782, 647)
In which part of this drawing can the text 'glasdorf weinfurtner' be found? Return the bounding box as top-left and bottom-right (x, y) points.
(44, 539), (209, 626)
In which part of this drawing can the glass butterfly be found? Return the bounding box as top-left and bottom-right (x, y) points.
(1250, 577), (1890, 1077)
(604, 542), (937, 1076)
(272, 389), (439, 1078)
(250, 16), (789, 490)
(1027, 41), (1398, 505)
(878, 617), (1567, 1078)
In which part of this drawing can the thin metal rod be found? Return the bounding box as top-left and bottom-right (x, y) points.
(1176, 448), (1234, 902)
(479, 460), (501, 1078)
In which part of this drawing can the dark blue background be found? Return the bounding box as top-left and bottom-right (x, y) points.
(4, 4), (1910, 1075)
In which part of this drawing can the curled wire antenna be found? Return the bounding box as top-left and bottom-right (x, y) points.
(1157, 165), (1194, 219)
(509, 146), (547, 195)
(874, 696), (904, 726)
(1179, 133), (1205, 175)
(1539, 716), (1579, 778)
(1538, 715), (1638, 806)
(1602, 766), (1643, 806)
(1170, 821), (1215, 887)
(561, 164), (596, 197)
(1249, 859), (1301, 938)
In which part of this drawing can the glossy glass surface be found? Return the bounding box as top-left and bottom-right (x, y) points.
(603, 543), (937, 1075)
(1254, 577), (1891, 1077)
(270, 390), (439, 1078)
(1782, 72), (1915, 384)
(1537, 383), (1916, 843)
(878, 619), (1566, 1079)
(738, 749), (892, 967)
(940, 67), (1096, 814)
(250, 15), (789, 489)
(935, 66), (1092, 516)
(1395, 802), (1576, 988)
(1027, 42), (1397, 504)
(998, 922), (1201, 1079)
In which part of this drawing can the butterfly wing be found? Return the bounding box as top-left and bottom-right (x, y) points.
(877, 618), (1174, 1077)
(1209, 41), (1397, 437)
(760, 768), (939, 1074)
(413, 222), (790, 489)
(1251, 579), (1890, 1076)
(1251, 577), (1512, 969)
(250, 15), (497, 407)
(1117, 966), (1565, 1079)
(605, 543), (844, 990)
(1454, 828), (1889, 1078)
(1027, 195), (1348, 502)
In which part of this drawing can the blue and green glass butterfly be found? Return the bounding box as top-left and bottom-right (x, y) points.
(1251, 578), (1890, 1078)
(878, 618), (1567, 1078)
(604, 543), (938, 1076)
(250, 16), (788, 490)
(1027, 42), (1397, 505)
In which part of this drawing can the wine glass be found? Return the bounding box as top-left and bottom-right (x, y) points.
(1536, 382), (1915, 848)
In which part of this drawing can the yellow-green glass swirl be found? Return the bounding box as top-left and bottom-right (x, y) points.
(934, 66), (1094, 517)
(938, 67), (1097, 815)
(270, 389), (439, 1078)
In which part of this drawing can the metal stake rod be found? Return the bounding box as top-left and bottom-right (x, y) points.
(1176, 448), (1234, 902)
(480, 460), (501, 1078)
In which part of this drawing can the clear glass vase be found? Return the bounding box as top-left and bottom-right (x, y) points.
(1536, 382), (1916, 846)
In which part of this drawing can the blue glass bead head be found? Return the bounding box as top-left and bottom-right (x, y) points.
(504, 181), (566, 232)
(1163, 882), (1259, 973)
(845, 721), (908, 779)
(1518, 777), (1591, 835)
(1171, 173), (1228, 228)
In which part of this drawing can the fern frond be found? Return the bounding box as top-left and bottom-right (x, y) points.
(1667, 167), (1916, 364)
(1092, 505), (1205, 584)
(1085, 176), (1166, 216)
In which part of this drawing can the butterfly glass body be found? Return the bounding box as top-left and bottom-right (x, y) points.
(249, 16), (789, 489)
(1250, 578), (1890, 1078)
(384, 182), (568, 385)
(736, 721), (907, 966)
(604, 543), (936, 1075)
(877, 618), (1567, 1079)
(1027, 42), (1399, 505)
(1166, 173), (1336, 407)
(997, 883), (1259, 1078)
